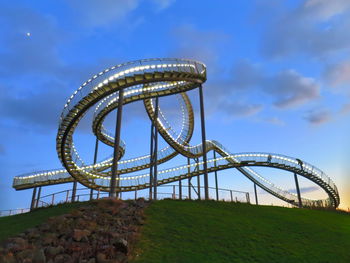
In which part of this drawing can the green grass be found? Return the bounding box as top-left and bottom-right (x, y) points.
(0, 202), (86, 242)
(132, 200), (350, 263)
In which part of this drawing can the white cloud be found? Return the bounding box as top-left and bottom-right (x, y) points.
(67, 0), (139, 27)
(151, 0), (175, 11)
(266, 70), (320, 108)
(261, 0), (350, 58)
(230, 61), (320, 109)
(304, 108), (332, 124)
(324, 60), (350, 88)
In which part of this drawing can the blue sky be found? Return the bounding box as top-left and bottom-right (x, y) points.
(0, 0), (349, 210)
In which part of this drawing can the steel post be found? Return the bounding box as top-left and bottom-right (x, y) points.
(149, 116), (154, 200)
(72, 180), (77, 202)
(246, 193), (250, 203)
(66, 190), (69, 202)
(294, 173), (302, 208)
(254, 183), (258, 205)
(199, 84), (209, 200)
(90, 137), (99, 200)
(187, 158), (191, 199)
(110, 89), (124, 198)
(179, 179), (182, 200)
(213, 151), (219, 201)
(230, 190), (233, 202)
(30, 187), (37, 211)
(197, 174), (201, 200)
(153, 97), (159, 200)
(35, 186), (42, 208)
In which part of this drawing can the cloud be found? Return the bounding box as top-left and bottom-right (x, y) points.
(340, 103), (350, 115)
(323, 60), (350, 88)
(260, 0), (350, 58)
(151, 0), (175, 11)
(66, 0), (139, 28)
(262, 117), (285, 126)
(221, 100), (263, 118)
(0, 5), (65, 76)
(230, 60), (320, 108)
(304, 108), (332, 124)
(171, 24), (229, 69)
(266, 70), (320, 108)
(0, 81), (70, 130)
(66, 0), (174, 28)
(288, 186), (319, 194)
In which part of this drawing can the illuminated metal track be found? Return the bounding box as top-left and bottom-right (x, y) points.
(13, 58), (340, 208)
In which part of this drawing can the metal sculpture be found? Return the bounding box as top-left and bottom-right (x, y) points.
(12, 58), (340, 208)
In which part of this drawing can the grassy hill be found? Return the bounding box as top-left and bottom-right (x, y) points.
(132, 200), (350, 263)
(1, 200), (349, 262)
(0, 202), (84, 242)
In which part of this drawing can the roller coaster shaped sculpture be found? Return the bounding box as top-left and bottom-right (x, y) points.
(13, 58), (340, 208)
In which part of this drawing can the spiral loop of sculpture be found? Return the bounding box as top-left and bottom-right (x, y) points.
(13, 58), (340, 208)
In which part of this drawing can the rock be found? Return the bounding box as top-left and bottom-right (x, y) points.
(42, 233), (57, 246)
(45, 246), (64, 259)
(0, 253), (16, 263)
(54, 254), (73, 263)
(114, 252), (127, 263)
(112, 238), (128, 254)
(73, 229), (91, 242)
(16, 249), (33, 261)
(6, 237), (28, 251)
(32, 248), (46, 263)
(70, 210), (83, 218)
(96, 253), (107, 263)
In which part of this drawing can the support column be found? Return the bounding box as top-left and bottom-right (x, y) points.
(197, 175), (201, 200)
(35, 186), (42, 208)
(213, 151), (219, 201)
(195, 158), (201, 200)
(91, 137), (99, 200)
(199, 85), (209, 200)
(72, 180), (77, 202)
(149, 116), (155, 200)
(110, 89), (124, 198)
(153, 97), (159, 200)
(179, 179), (182, 200)
(30, 187), (37, 211)
(294, 173), (302, 208)
(187, 158), (191, 199)
(254, 183), (258, 205)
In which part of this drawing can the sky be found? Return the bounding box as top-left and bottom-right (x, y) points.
(0, 0), (349, 211)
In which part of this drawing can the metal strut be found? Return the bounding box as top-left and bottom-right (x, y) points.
(91, 137), (99, 200)
(149, 97), (159, 200)
(213, 150), (219, 201)
(254, 183), (258, 205)
(294, 173), (302, 208)
(199, 84), (209, 200)
(110, 89), (124, 198)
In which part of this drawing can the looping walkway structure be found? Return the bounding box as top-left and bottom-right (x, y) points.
(13, 58), (340, 208)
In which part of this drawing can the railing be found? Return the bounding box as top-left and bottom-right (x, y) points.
(30, 185), (250, 209)
(0, 208), (30, 217)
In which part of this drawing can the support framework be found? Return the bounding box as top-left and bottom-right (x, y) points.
(12, 58), (339, 209)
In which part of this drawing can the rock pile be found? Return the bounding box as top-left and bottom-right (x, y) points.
(0, 198), (149, 263)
